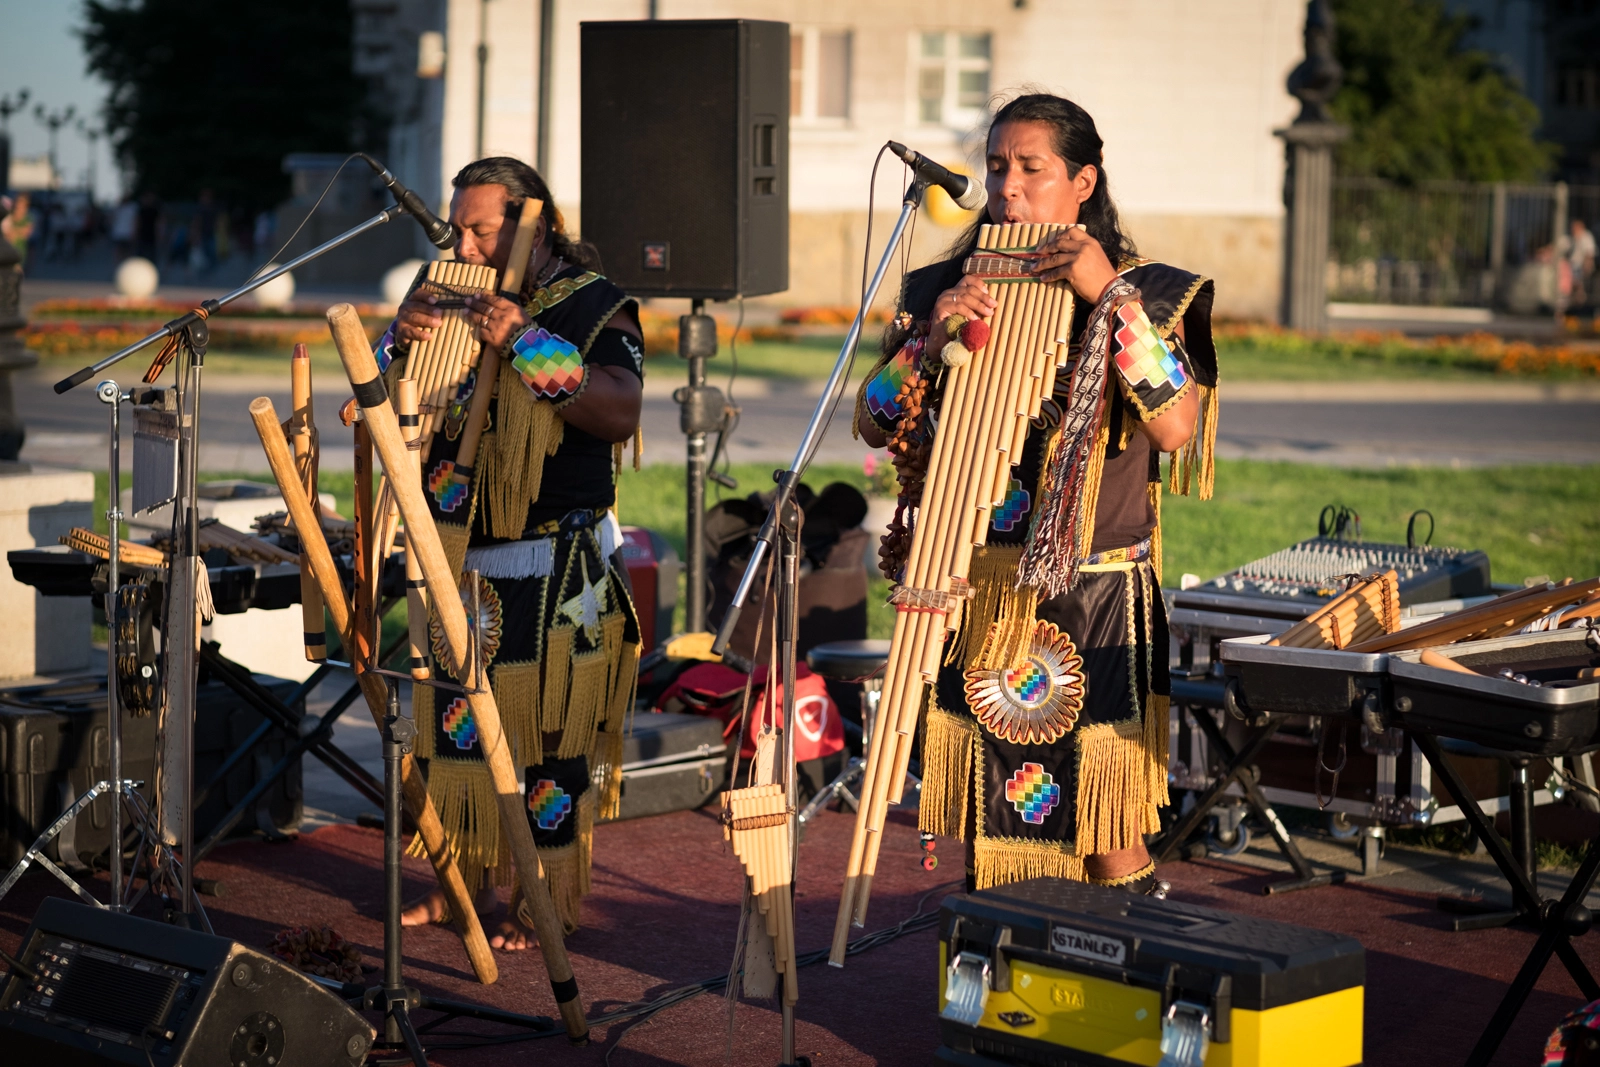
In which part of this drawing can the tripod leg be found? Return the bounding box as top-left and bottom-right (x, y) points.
(390, 1003), (430, 1067)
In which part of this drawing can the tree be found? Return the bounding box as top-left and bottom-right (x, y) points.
(82, 0), (371, 212)
(1330, 0), (1559, 183)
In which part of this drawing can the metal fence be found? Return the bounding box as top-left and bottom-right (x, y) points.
(1328, 177), (1600, 311)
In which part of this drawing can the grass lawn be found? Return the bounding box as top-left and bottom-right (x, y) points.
(93, 459), (1596, 643)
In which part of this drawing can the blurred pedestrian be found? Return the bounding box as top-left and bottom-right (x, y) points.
(111, 194), (136, 261)
(193, 188), (217, 274)
(1569, 219), (1596, 309)
(1, 192), (33, 267)
(134, 191), (160, 260)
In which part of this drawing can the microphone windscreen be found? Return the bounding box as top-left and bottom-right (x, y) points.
(954, 179), (987, 213)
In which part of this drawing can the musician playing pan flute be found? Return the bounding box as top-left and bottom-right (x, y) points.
(379, 157), (644, 950)
(857, 94), (1219, 897)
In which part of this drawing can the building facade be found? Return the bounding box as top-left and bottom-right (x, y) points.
(355, 0), (1305, 319)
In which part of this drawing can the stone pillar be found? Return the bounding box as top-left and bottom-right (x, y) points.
(1277, 123), (1347, 332)
(1277, 0), (1349, 334)
(0, 194), (37, 460)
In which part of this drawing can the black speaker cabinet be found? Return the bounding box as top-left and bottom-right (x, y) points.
(580, 19), (789, 299)
(0, 897), (371, 1066)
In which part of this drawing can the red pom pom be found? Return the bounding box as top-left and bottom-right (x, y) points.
(959, 319), (990, 351)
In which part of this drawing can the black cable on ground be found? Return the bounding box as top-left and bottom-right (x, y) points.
(388, 880), (960, 1057)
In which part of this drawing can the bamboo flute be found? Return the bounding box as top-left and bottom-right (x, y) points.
(248, 397), (497, 986)
(397, 379), (431, 680)
(326, 303), (589, 1042)
(451, 198), (543, 489)
(290, 343), (326, 661)
(1348, 578), (1599, 653)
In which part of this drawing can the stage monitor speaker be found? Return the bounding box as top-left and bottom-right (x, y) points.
(0, 897), (372, 1066)
(580, 19), (789, 300)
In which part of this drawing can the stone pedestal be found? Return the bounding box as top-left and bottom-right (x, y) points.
(1277, 122), (1348, 333)
(0, 465), (95, 677)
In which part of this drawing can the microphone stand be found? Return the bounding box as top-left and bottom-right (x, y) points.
(712, 175), (927, 1067)
(51, 196), (421, 924)
(711, 176), (927, 656)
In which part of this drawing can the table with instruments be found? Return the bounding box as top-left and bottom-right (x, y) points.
(1223, 625), (1600, 1066)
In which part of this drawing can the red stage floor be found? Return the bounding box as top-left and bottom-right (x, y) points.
(3, 805), (1597, 1066)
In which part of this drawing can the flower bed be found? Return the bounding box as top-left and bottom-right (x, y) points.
(23, 318), (384, 356)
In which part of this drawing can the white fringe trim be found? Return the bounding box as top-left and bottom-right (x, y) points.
(464, 538), (555, 580)
(600, 511), (623, 560)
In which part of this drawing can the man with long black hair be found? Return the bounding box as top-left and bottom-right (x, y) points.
(858, 94), (1220, 897)
(378, 157), (644, 950)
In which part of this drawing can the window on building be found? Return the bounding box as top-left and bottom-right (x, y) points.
(1557, 65), (1599, 111)
(790, 28), (853, 123)
(915, 31), (992, 127)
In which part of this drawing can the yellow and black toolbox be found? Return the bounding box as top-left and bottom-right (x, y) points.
(937, 879), (1364, 1067)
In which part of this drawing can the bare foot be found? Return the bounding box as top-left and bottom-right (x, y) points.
(401, 883), (499, 927)
(401, 888), (448, 927)
(488, 916), (538, 952)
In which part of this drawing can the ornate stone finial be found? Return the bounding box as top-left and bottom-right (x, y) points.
(1287, 0), (1342, 124)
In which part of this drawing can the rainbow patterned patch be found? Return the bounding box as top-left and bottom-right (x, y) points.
(1112, 303), (1187, 391)
(442, 697), (477, 750)
(374, 321), (399, 371)
(1003, 661), (1050, 704)
(991, 478), (1031, 532)
(428, 459), (469, 512)
(527, 779), (572, 831)
(510, 327), (585, 401)
(864, 340), (920, 427)
(1004, 763), (1061, 825)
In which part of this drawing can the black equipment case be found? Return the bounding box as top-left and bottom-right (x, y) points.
(0, 674), (303, 866)
(601, 711), (726, 822)
(937, 879), (1364, 1066)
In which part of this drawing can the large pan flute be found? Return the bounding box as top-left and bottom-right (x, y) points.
(831, 223), (1076, 964)
(404, 260), (500, 444)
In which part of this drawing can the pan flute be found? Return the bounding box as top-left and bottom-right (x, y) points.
(403, 260), (500, 444)
(831, 223), (1076, 963)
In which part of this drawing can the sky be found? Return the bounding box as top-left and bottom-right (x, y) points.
(0, 0), (118, 201)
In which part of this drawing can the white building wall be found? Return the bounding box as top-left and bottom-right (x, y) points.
(431, 0), (1304, 318)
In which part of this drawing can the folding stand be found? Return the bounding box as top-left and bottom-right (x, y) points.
(1151, 680), (1345, 894)
(1410, 730), (1600, 1067)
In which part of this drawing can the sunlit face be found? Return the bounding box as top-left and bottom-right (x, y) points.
(984, 120), (1096, 226)
(449, 184), (520, 271)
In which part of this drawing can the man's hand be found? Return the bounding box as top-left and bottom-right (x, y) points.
(932, 274), (996, 338)
(463, 292), (531, 353)
(394, 293), (444, 347)
(1032, 225), (1119, 303)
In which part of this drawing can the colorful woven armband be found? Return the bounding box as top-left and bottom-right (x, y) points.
(374, 319), (404, 372)
(862, 337), (923, 435)
(1110, 300), (1191, 420)
(510, 326), (587, 407)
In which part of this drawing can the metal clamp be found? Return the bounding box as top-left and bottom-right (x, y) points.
(940, 951), (990, 1027)
(1158, 1000), (1211, 1067)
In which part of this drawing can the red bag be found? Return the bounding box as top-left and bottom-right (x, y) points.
(656, 661), (845, 762)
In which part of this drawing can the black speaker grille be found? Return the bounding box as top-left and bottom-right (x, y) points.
(51, 954), (178, 1036)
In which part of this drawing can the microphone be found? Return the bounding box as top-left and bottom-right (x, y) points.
(358, 153), (456, 249)
(886, 141), (986, 212)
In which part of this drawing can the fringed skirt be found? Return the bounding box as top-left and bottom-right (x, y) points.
(919, 547), (1169, 890)
(409, 518), (640, 931)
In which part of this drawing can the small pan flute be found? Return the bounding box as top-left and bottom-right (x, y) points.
(404, 260), (500, 444)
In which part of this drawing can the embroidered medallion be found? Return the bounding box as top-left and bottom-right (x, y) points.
(1005, 763), (1061, 824)
(528, 779), (572, 831)
(964, 620), (1085, 744)
(430, 573), (504, 668)
(442, 697), (478, 750)
(991, 477), (1031, 532)
(510, 327), (585, 400)
(556, 556), (609, 645)
(1112, 303), (1187, 392)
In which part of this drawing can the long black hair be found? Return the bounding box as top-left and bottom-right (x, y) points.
(948, 93), (1137, 268)
(451, 156), (602, 272)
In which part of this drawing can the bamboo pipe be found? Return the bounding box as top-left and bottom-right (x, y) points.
(249, 397), (497, 986)
(1349, 578), (1599, 653)
(326, 302), (590, 1042)
(397, 379), (432, 680)
(450, 198), (543, 489)
(291, 343), (327, 661)
(353, 419), (376, 673)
